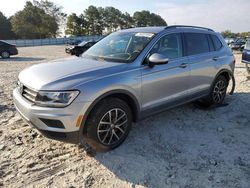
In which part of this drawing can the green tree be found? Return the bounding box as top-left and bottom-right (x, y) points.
(11, 1), (57, 39)
(149, 13), (167, 26)
(33, 0), (67, 36)
(102, 7), (122, 33)
(133, 10), (167, 27)
(120, 12), (134, 29)
(239, 32), (250, 38)
(221, 30), (234, 38)
(65, 13), (86, 36)
(84, 6), (103, 35)
(65, 6), (167, 36)
(0, 12), (15, 39)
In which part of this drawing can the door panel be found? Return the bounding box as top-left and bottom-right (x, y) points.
(141, 33), (191, 111)
(141, 57), (190, 110)
(188, 53), (218, 95)
(183, 32), (218, 96)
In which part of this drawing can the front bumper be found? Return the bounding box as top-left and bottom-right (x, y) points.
(65, 47), (74, 54)
(10, 48), (18, 55)
(13, 88), (90, 144)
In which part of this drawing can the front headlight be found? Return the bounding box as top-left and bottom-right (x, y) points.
(35, 90), (80, 107)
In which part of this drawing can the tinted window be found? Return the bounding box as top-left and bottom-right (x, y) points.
(184, 33), (210, 56)
(211, 35), (222, 51)
(151, 33), (183, 60)
(207, 35), (215, 51)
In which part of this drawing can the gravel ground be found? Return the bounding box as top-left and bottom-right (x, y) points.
(0, 45), (250, 188)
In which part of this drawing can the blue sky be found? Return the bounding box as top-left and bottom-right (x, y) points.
(1, 0), (250, 32)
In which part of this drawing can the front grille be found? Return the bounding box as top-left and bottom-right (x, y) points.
(22, 85), (37, 103)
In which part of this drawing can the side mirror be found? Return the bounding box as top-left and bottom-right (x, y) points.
(148, 53), (169, 68)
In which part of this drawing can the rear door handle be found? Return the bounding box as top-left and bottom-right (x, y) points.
(213, 56), (219, 61)
(179, 63), (187, 68)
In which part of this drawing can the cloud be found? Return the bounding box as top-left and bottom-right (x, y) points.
(156, 0), (250, 32)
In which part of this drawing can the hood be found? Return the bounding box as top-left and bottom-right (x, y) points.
(19, 56), (128, 90)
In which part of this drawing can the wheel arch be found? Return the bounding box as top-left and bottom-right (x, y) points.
(79, 89), (140, 139)
(209, 69), (234, 94)
(214, 69), (233, 83)
(0, 50), (10, 56)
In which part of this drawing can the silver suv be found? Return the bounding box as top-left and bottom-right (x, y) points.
(13, 25), (235, 151)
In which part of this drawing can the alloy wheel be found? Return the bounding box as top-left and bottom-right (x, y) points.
(212, 80), (227, 103)
(97, 108), (128, 146)
(1, 51), (10, 58)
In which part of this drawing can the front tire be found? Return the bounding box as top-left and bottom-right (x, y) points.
(1, 51), (10, 58)
(84, 98), (132, 152)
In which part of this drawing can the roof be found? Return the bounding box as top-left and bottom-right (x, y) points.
(119, 26), (166, 33)
(119, 25), (214, 34)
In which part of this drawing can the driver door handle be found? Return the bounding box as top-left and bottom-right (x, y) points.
(213, 56), (219, 61)
(179, 63), (187, 68)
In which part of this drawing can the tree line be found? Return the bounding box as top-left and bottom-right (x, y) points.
(65, 6), (167, 36)
(0, 1), (66, 39)
(221, 30), (250, 39)
(0, 0), (167, 40)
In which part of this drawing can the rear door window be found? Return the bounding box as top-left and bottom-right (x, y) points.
(211, 35), (223, 51)
(184, 33), (210, 56)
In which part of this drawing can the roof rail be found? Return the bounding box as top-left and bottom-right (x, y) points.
(165, 25), (214, 32)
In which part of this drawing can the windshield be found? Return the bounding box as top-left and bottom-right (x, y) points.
(83, 32), (155, 63)
(78, 41), (87, 46)
(235, 38), (245, 43)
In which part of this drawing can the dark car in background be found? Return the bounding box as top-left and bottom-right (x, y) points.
(0, 40), (18, 58)
(65, 41), (97, 56)
(229, 38), (246, 51)
(242, 40), (250, 74)
(225, 38), (235, 45)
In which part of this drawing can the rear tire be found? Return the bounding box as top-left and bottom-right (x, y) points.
(1, 51), (10, 58)
(83, 98), (132, 152)
(198, 75), (228, 107)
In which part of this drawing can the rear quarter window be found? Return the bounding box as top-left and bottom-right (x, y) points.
(211, 35), (223, 51)
(207, 35), (215, 51)
(184, 33), (210, 56)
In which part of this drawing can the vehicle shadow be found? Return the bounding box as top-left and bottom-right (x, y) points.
(0, 57), (45, 62)
(92, 92), (250, 187)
